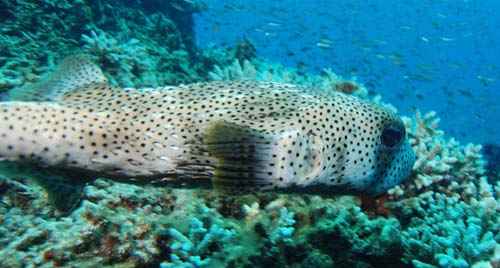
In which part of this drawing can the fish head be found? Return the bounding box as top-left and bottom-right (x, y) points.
(322, 97), (415, 196)
(358, 115), (415, 195)
(202, 88), (416, 197)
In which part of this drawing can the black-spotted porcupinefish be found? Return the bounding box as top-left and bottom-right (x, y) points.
(0, 56), (415, 213)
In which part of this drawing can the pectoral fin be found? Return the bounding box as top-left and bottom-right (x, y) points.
(203, 120), (326, 194)
(202, 121), (283, 194)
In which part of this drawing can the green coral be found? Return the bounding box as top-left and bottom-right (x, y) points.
(161, 217), (236, 267)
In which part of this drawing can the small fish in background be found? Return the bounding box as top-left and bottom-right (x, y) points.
(333, 81), (359, 94)
(457, 89), (473, 98)
(211, 23), (221, 32)
(477, 74), (498, 87)
(266, 21), (282, 27)
(316, 36), (333, 49)
(0, 56), (415, 214)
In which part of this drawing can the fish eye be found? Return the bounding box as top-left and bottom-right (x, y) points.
(381, 125), (404, 147)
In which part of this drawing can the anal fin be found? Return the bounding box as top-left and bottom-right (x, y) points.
(35, 172), (86, 215)
(0, 162), (86, 215)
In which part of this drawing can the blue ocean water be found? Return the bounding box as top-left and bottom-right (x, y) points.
(194, 0), (500, 145)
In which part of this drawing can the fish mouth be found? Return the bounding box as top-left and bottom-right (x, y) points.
(378, 141), (416, 195)
(357, 141), (416, 197)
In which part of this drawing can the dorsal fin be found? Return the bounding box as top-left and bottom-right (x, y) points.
(8, 55), (108, 101)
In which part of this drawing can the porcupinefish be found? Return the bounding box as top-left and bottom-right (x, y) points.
(0, 56), (415, 213)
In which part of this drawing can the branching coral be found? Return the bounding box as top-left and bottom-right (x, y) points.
(160, 217), (236, 268)
(401, 184), (500, 268)
(237, 196), (405, 267)
(269, 207), (296, 244)
(242, 201), (297, 245)
(307, 198), (402, 257)
(383, 109), (499, 268)
(0, 177), (244, 267)
(388, 110), (486, 200)
(82, 28), (154, 87)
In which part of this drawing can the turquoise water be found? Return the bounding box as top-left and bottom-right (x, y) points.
(195, 0), (500, 144)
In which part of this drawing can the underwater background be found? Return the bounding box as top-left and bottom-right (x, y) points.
(194, 0), (500, 145)
(0, 0), (499, 268)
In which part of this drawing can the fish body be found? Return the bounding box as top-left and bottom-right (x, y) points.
(0, 56), (415, 213)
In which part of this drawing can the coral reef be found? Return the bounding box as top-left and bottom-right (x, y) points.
(209, 58), (369, 98)
(160, 214), (236, 267)
(81, 29), (154, 86)
(1, 2), (498, 267)
(0, 175), (408, 268)
(401, 187), (500, 268)
(383, 110), (499, 268)
(0, 0), (208, 93)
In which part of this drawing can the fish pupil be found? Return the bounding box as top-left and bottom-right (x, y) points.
(381, 125), (403, 147)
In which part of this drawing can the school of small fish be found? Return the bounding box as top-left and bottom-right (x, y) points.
(196, 0), (499, 143)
